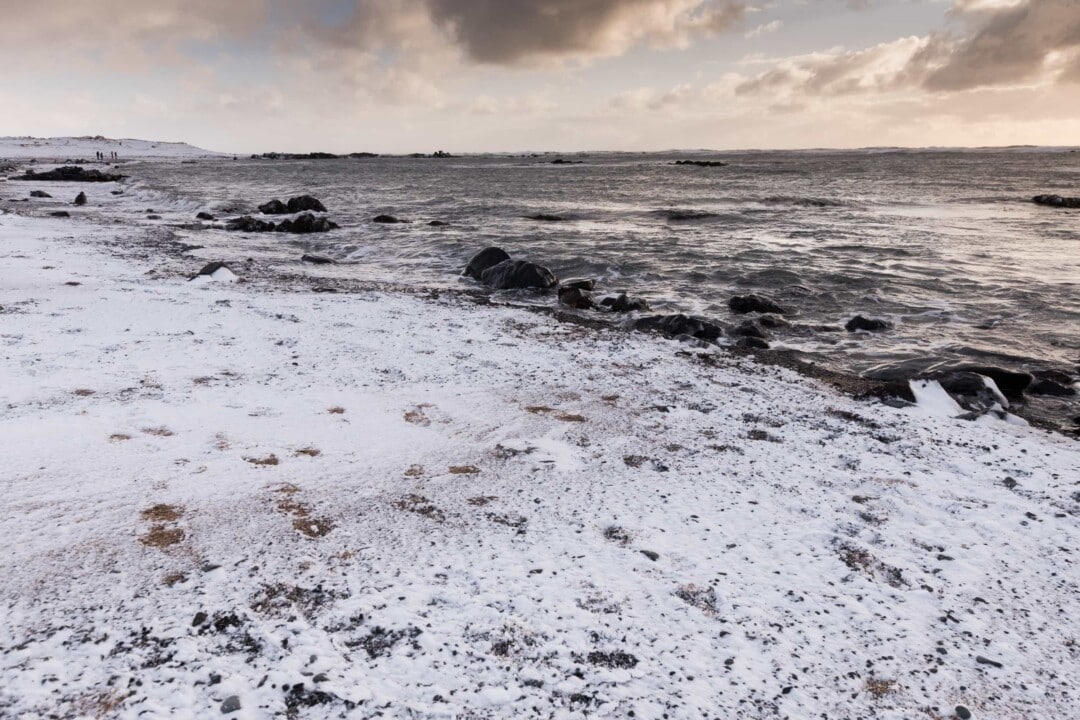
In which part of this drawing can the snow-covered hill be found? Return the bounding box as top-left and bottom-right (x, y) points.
(0, 135), (224, 160)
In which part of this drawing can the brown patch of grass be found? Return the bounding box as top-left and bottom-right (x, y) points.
(74, 690), (131, 718)
(468, 496), (498, 507)
(404, 464), (424, 478)
(294, 447), (321, 457)
(526, 406), (553, 415)
(601, 394), (620, 403)
(449, 465), (480, 475)
(328, 406), (346, 414)
(555, 413), (586, 423)
(163, 572), (187, 587)
(293, 516), (334, 538)
(143, 426), (174, 437)
(109, 433), (132, 442)
(272, 484), (334, 539)
(140, 525), (185, 549)
(73, 388), (96, 397)
(141, 504), (184, 522)
(404, 404), (432, 426)
(246, 454), (279, 466)
(192, 376), (214, 386)
(623, 455), (648, 468)
(394, 494), (446, 522)
(214, 433), (230, 451)
(865, 678), (897, 700)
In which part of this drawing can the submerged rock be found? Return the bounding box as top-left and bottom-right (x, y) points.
(196, 212), (215, 221)
(1028, 378), (1076, 397)
(601, 293), (650, 313)
(428, 220), (449, 227)
(845, 315), (892, 332)
(463, 247), (511, 280)
(1033, 194), (1080, 209)
(50, 211), (70, 218)
(729, 294), (787, 315)
(258, 199), (288, 214)
(558, 287), (595, 309)
(758, 314), (790, 329)
(225, 216), (276, 233)
(559, 278), (596, 291)
(373, 214), (406, 224)
(480, 259), (558, 290)
(301, 253), (335, 265)
(635, 314), (723, 341)
(29, 190), (51, 198)
(287, 195), (327, 213)
(13, 165), (124, 182)
(733, 320), (769, 339)
(673, 160), (727, 167)
(527, 213), (566, 222)
(275, 213), (338, 234)
(73, 192), (87, 206)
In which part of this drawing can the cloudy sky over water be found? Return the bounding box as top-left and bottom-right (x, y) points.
(1, 0), (1077, 152)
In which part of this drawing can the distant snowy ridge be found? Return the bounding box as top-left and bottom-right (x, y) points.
(0, 135), (224, 160)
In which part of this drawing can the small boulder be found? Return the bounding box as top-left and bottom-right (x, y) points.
(220, 695), (241, 714)
(428, 220), (449, 227)
(287, 195), (327, 213)
(528, 213), (566, 222)
(559, 278), (596, 291)
(480, 259), (558, 290)
(196, 212), (215, 221)
(733, 320), (768, 339)
(729, 294), (786, 315)
(50, 211), (70, 218)
(600, 293), (650, 313)
(258, 199), (288, 214)
(558, 287), (595, 309)
(276, 213), (338, 234)
(302, 253), (335, 265)
(735, 337), (770, 350)
(191, 262), (238, 282)
(955, 365), (1032, 399)
(30, 190), (51, 198)
(226, 216), (276, 233)
(463, 247), (511, 280)
(1033, 194), (1080, 209)
(845, 315), (892, 332)
(635, 314), (723, 341)
(758, 314), (790, 329)
(373, 214), (405, 223)
(73, 192), (87, 206)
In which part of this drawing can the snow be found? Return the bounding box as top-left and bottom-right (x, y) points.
(0, 136), (223, 160)
(0, 210), (1078, 719)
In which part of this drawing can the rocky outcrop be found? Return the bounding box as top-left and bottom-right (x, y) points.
(258, 199), (288, 214)
(287, 195), (327, 213)
(845, 315), (892, 332)
(463, 247), (511, 280)
(13, 166), (124, 182)
(480, 260), (558, 290)
(196, 212), (215, 221)
(226, 216), (276, 233)
(1032, 194), (1080, 209)
(729, 294), (787, 315)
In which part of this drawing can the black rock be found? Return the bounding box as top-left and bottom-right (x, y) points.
(955, 706), (972, 720)
(220, 695), (241, 714)
(49, 211), (70, 218)
(955, 366), (1032, 399)
(258, 199), (288, 214)
(301, 253), (335, 265)
(13, 165), (124, 182)
(463, 247), (511, 280)
(559, 278), (596, 291)
(29, 190), (51, 198)
(758, 314), (790, 329)
(550, 159), (584, 165)
(975, 655), (1003, 668)
(600, 293), (650, 313)
(146, 214), (161, 220)
(480, 259), (558, 290)
(558, 287), (595, 309)
(192, 262), (232, 280)
(729, 294), (787, 315)
(1033, 194), (1080, 209)
(673, 160), (727, 167)
(276, 213), (338, 234)
(226, 216), (276, 233)
(373, 214), (405, 224)
(640, 550), (659, 561)
(931, 371), (1006, 413)
(635, 314), (723, 341)
(73, 192), (87, 206)
(1028, 378), (1076, 397)
(845, 315), (892, 332)
(110, 190), (124, 195)
(428, 220), (449, 227)
(196, 212), (216, 221)
(287, 195), (327, 213)
(527, 213), (565, 222)
(736, 337), (770, 350)
(733, 320), (768, 339)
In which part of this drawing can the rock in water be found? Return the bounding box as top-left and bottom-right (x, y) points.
(50, 211), (70, 218)
(287, 195), (327, 213)
(480, 260), (558, 290)
(635, 314), (723, 341)
(73, 192), (87, 206)
(196, 212), (215, 221)
(559, 278), (596, 291)
(258, 199), (288, 214)
(733, 320), (768, 339)
(558, 287), (595, 309)
(729, 294), (787, 315)
(527, 213), (566, 222)
(428, 220), (449, 227)
(275, 213), (338, 234)
(13, 165), (124, 182)
(736, 337), (770, 350)
(956, 366), (1032, 399)
(955, 706), (972, 720)
(601, 293), (650, 313)
(225, 216), (276, 233)
(845, 315), (892, 332)
(29, 190), (51, 198)
(373, 214), (405, 223)
(1032, 194), (1080, 209)
(463, 247), (511, 280)
(302, 253), (335, 265)
(1028, 378), (1076, 397)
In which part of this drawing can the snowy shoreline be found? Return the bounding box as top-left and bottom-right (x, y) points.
(1, 210), (1078, 719)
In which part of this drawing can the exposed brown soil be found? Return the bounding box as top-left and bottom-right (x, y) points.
(449, 465), (480, 475)
(141, 504), (184, 522)
(140, 525), (185, 549)
(246, 454), (280, 466)
(142, 426), (174, 437)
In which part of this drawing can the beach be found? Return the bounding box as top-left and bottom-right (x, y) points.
(1, 190), (1078, 718)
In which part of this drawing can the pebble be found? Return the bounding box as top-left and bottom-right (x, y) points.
(641, 550), (660, 562)
(220, 695), (241, 714)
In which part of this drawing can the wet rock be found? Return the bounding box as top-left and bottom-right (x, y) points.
(73, 192), (87, 206)
(527, 213), (565, 222)
(110, 190), (124, 195)
(302, 254), (335, 265)
(550, 159), (583, 165)
(559, 278), (596, 291)
(758, 314), (790, 329)
(226, 216), (276, 233)
(733, 320), (768, 339)
(1028, 378), (1076, 397)
(736, 337), (770, 350)
(194, 262), (231, 279)
(49, 211), (70, 218)
(287, 195), (327, 213)
(640, 550), (659, 562)
(13, 165), (124, 182)
(975, 655), (1003, 668)
(146, 214), (162, 220)
(1032, 194), (1080, 209)
(673, 160), (727, 167)
(373, 214), (405, 224)
(955, 705), (972, 720)
(635, 314), (723, 341)
(220, 696), (241, 714)
(196, 212), (215, 221)
(601, 293), (650, 313)
(955, 366), (1032, 399)
(276, 213), (338, 234)
(29, 190), (51, 198)
(558, 287), (595, 309)
(729, 294), (787, 315)
(480, 259), (558, 290)
(258, 199), (288, 214)
(933, 371), (1007, 412)
(463, 247), (511, 280)
(428, 220), (449, 226)
(845, 315), (892, 332)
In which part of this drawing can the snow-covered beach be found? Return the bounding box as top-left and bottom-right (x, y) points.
(1, 172), (1078, 719)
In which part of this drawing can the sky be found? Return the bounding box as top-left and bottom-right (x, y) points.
(0, 0), (1077, 153)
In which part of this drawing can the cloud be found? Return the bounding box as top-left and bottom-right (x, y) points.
(744, 19), (782, 39)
